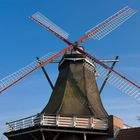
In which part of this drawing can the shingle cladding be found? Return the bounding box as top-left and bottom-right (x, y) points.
(42, 53), (108, 118)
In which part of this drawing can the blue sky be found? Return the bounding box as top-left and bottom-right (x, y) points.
(0, 0), (140, 138)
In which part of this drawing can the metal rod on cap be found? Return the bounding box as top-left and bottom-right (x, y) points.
(36, 57), (54, 90)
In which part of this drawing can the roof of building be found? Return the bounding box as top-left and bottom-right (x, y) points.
(116, 127), (140, 140)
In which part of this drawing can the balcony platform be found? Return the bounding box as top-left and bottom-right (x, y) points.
(4, 114), (109, 140)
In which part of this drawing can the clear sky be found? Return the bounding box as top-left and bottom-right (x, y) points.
(0, 0), (140, 139)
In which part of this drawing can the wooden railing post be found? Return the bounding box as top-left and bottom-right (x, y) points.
(90, 117), (94, 128)
(15, 122), (17, 130)
(22, 119), (25, 129)
(31, 116), (34, 126)
(56, 115), (60, 126)
(73, 116), (76, 127)
(41, 114), (44, 125)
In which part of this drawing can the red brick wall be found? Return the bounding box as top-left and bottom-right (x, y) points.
(108, 115), (123, 137)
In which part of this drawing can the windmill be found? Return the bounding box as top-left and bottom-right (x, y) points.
(3, 6), (140, 140)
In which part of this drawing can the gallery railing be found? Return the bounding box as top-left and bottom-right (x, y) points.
(6, 114), (108, 132)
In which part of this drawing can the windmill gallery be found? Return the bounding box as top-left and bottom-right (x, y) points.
(1, 6), (140, 140)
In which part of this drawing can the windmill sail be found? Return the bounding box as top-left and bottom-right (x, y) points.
(85, 6), (137, 40)
(32, 12), (69, 39)
(31, 12), (72, 45)
(0, 53), (54, 93)
(96, 63), (140, 100)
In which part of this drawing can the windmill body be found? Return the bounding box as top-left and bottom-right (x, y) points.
(42, 50), (108, 118)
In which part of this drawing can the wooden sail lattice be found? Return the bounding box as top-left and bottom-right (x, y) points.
(85, 6), (137, 40)
(0, 52), (55, 93)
